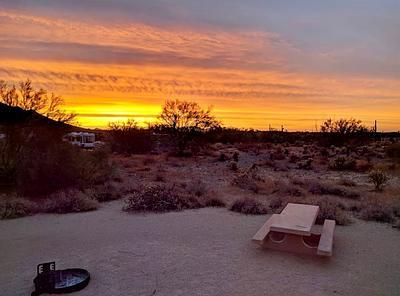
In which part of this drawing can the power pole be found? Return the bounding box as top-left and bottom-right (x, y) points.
(374, 120), (377, 133)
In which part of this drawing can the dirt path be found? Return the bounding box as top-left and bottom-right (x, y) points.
(1, 201), (400, 296)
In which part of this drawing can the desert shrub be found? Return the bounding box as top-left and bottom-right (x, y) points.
(328, 157), (356, 171)
(229, 197), (268, 215)
(232, 151), (239, 162)
(270, 148), (285, 160)
(360, 201), (394, 223)
(186, 180), (207, 197)
(268, 195), (301, 211)
(228, 161), (238, 171)
(42, 190), (99, 214)
(0, 197), (36, 219)
(386, 143), (400, 159)
(315, 198), (351, 225)
(201, 196), (226, 208)
(289, 153), (300, 163)
(108, 119), (153, 154)
(337, 178), (356, 187)
(368, 169), (389, 191)
(123, 185), (201, 213)
(297, 158), (313, 170)
(355, 159), (373, 172)
(308, 181), (360, 199)
(88, 182), (124, 202)
(218, 152), (228, 162)
(1, 124), (112, 197)
(232, 174), (260, 193)
(320, 118), (369, 146)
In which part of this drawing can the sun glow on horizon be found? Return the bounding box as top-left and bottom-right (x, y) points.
(1, 7), (399, 131)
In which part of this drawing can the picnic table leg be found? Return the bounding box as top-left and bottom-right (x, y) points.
(261, 231), (321, 256)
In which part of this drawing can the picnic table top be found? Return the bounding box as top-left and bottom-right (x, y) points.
(270, 203), (319, 236)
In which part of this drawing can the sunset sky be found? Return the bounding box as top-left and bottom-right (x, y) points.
(0, 1), (399, 131)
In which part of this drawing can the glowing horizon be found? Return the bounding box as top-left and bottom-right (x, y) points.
(1, 2), (399, 131)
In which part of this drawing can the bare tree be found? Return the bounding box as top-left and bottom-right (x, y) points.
(0, 81), (18, 107)
(158, 99), (220, 155)
(0, 79), (76, 124)
(321, 118), (368, 134)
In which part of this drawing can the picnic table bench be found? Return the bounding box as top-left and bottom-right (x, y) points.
(252, 203), (336, 256)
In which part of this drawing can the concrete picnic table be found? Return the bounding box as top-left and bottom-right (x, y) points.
(252, 203), (336, 256)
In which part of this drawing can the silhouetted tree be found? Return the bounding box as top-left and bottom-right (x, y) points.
(320, 118), (370, 146)
(321, 118), (368, 134)
(158, 99), (220, 155)
(0, 79), (75, 123)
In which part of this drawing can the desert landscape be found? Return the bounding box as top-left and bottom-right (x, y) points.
(1, 1), (400, 295)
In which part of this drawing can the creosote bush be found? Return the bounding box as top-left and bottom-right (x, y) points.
(328, 157), (356, 171)
(123, 185), (201, 213)
(368, 169), (389, 191)
(308, 180), (360, 199)
(0, 197), (36, 219)
(360, 199), (394, 223)
(201, 196), (226, 208)
(42, 190), (99, 214)
(229, 197), (268, 215)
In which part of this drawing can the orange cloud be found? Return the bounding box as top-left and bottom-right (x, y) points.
(0, 10), (399, 131)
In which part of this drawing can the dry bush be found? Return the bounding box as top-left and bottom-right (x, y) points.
(218, 152), (228, 162)
(186, 180), (208, 197)
(328, 156), (356, 171)
(297, 158), (313, 170)
(227, 161), (238, 171)
(308, 180), (360, 199)
(273, 179), (305, 197)
(270, 147), (286, 160)
(337, 177), (356, 187)
(232, 174), (260, 193)
(229, 197), (268, 215)
(88, 182), (125, 202)
(42, 190), (99, 214)
(200, 196), (226, 208)
(313, 198), (351, 225)
(355, 159), (373, 172)
(360, 199), (394, 223)
(368, 169), (390, 191)
(0, 197), (36, 219)
(123, 185), (201, 213)
(386, 143), (400, 159)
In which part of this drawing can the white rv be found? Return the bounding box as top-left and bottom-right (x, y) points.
(65, 132), (96, 149)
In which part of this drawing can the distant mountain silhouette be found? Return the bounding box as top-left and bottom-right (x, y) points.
(0, 102), (74, 129)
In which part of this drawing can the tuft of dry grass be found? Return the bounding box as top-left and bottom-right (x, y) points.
(229, 197), (268, 215)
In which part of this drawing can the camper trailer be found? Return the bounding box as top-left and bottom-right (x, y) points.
(65, 132), (96, 149)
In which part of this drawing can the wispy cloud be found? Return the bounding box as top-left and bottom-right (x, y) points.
(0, 7), (399, 130)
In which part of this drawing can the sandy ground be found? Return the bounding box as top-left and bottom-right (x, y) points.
(1, 201), (400, 296)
